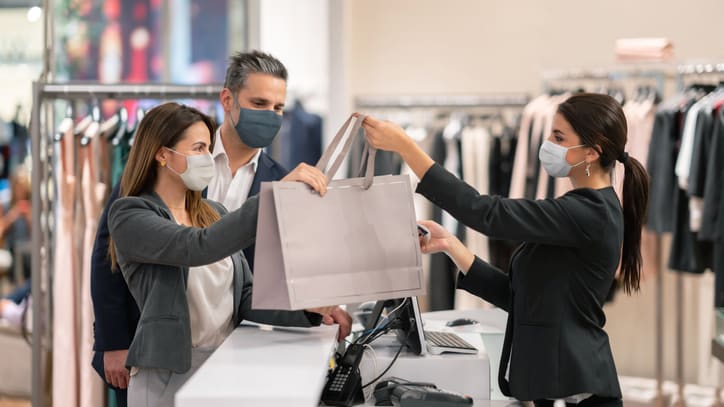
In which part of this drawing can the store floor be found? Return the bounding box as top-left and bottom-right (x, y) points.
(0, 398), (29, 407)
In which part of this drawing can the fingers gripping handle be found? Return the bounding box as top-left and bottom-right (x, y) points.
(315, 114), (377, 189)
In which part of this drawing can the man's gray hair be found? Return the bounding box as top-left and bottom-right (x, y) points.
(224, 50), (288, 93)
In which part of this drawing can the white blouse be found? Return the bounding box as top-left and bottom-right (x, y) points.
(186, 256), (235, 349)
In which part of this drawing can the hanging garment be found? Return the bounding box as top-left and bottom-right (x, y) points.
(525, 100), (548, 200)
(111, 126), (132, 186)
(52, 118), (80, 407)
(458, 125), (493, 310)
(688, 106), (717, 232)
(427, 129), (457, 311)
(79, 132), (107, 407)
(700, 106), (724, 306)
(646, 104), (688, 233)
(488, 126), (519, 272)
(700, 105), (724, 242)
(509, 95), (549, 199)
(668, 100), (713, 274)
(440, 117), (464, 237)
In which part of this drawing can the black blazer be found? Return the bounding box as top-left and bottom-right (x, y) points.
(90, 151), (287, 383)
(416, 164), (623, 401)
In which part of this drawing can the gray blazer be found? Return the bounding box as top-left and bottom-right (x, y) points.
(108, 191), (319, 373)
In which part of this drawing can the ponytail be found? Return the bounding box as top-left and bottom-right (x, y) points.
(619, 155), (649, 294)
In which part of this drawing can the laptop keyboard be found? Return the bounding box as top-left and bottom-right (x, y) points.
(424, 330), (477, 351)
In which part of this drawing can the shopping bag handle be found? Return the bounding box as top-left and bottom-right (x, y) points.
(315, 114), (377, 189)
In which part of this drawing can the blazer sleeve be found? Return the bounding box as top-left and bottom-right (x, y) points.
(416, 163), (608, 247)
(108, 195), (259, 267)
(90, 184), (134, 351)
(457, 257), (511, 312)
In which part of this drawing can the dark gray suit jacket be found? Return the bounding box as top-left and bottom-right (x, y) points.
(108, 192), (319, 373)
(416, 163), (623, 401)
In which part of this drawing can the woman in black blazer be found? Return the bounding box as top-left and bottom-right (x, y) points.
(361, 94), (649, 407)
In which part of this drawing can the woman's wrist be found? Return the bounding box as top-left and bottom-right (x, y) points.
(444, 236), (475, 275)
(398, 138), (435, 180)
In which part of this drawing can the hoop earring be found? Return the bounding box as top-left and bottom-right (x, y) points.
(585, 163), (591, 177)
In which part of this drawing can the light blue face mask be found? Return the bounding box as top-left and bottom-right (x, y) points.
(230, 104), (283, 148)
(538, 141), (586, 177)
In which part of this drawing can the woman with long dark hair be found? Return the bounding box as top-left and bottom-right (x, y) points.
(361, 93), (649, 406)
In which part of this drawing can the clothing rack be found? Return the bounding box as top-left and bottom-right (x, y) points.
(354, 93), (530, 109)
(668, 63), (724, 407)
(29, 81), (223, 407)
(541, 65), (677, 96)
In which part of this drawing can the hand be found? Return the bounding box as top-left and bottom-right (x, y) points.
(306, 306), (337, 317)
(418, 220), (476, 274)
(417, 220), (455, 255)
(103, 349), (130, 389)
(281, 163), (328, 196)
(359, 114), (413, 154)
(306, 305), (352, 342)
(328, 306), (353, 342)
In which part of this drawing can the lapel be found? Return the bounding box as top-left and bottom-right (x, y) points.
(249, 151), (281, 197)
(507, 243), (526, 279)
(138, 191), (191, 286)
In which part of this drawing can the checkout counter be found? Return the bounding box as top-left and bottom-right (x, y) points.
(175, 308), (508, 406)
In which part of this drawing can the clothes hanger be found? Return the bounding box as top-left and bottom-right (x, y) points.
(127, 107), (145, 147)
(111, 107), (128, 146)
(74, 101), (97, 139)
(80, 104), (101, 147)
(54, 104), (74, 142)
(100, 109), (121, 142)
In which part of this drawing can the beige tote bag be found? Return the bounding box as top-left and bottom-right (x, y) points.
(252, 114), (425, 310)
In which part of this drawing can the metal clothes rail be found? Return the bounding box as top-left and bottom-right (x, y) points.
(355, 93), (530, 109)
(541, 65), (677, 96)
(30, 81), (222, 407)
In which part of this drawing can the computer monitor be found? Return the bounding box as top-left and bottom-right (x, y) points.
(366, 297), (427, 355)
(364, 297), (478, 355)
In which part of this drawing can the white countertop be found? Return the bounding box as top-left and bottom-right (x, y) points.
(175, 308), (509, 406)
(175, 323), (339, 407)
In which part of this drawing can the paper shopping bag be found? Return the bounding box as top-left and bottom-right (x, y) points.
(252, 115), (425, 310)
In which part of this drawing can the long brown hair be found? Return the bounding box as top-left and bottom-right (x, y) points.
(557, 93), (650, 294)
(110, 102), (220, 269)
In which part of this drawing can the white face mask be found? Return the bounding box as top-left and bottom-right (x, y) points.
(538, 141), (586, 178)
(164, 147), (215, 191)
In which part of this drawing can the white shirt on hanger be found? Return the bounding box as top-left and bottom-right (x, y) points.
(207, 129), (261, 211)
(674, 100), (704, 191)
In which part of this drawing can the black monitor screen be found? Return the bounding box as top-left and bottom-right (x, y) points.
(365, 297), (425, 355)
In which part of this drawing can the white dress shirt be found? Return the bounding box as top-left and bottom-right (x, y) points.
(207, 129), (262, 211)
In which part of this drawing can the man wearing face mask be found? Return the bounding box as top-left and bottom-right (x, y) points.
(90, 50), (352, 407)
(207, 50), (290, 270)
